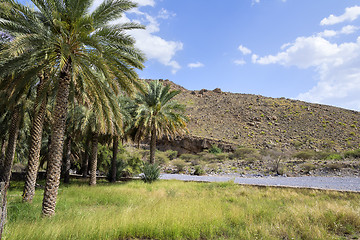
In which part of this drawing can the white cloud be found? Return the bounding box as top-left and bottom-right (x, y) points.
(188, 62), (204, 69)
(234, 59), (246, 65)
(107, 0), (183, 74)
(251, 54), (258, 63)
(238, 45), (252, 55)
(157, 8), (176, 19)
(252, 0), (286, 5)
(253, 5), (360, 109)
(90, 0), (182, 74)
(90, 0), (155, 12)
(132, 0), (155, 7)
(318, 25), (359, 38)
(341, 25), (359, 34)
(253, 34), (360, 110)
(320, 6), (360, 26)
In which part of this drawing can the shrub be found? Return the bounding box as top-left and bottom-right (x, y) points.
(124, 155), (143, 176)
(141, 163), (160, 183)
(172, 159), (187, 172)
(107, 160), (128, 181)
(326, 163), (343, 170)
(230, 147), (257, 159)
(315, 151), (332, 160)
(180, 153), (198, 162)
(301, 163), (317, 173)
(155, 151), (170, 165)
(209, 145), (222, 154)
(213, 153), (229, 162)
(293, 151), (316, 160)
(326, 154), (343, 160)
(344, 149), (360, 159)
(193, 165), (205, 176)
(165, 150), (178, 160)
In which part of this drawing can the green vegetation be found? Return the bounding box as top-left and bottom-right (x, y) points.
(209, 144), (222, 154)
(193, 165), (205, 175)
(134, 80), (188, 164)
(344, 149), (360, 159)
(4, 180), (360, 240)
(140, 163), (160, 183)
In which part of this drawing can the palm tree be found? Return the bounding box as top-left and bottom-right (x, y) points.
(22, 72), (48, 202)
(134, 81), (188, 164)
(0, 0), (145, 216)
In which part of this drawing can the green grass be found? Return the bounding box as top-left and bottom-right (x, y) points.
(3, 180), (360, 240)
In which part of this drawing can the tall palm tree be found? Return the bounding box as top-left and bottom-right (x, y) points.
(22, 72), (48, 202)
(0, 0), (145, 216)
(134, 81), (189, 164)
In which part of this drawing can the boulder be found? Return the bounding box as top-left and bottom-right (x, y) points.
(213, 88), (222, 93)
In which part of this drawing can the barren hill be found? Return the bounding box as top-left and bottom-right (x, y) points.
(154, 79), (360, 152)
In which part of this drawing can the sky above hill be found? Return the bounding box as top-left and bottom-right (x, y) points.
(19, 0), (360, 111)
(117, 0), (360, 111)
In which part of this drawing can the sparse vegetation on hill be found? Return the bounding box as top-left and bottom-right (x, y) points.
(156, 79), (360, 152)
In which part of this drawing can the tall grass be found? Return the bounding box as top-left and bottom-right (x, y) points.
(4, 180), (360, 239)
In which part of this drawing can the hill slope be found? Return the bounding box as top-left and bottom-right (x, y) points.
(156, 79), (360, 152)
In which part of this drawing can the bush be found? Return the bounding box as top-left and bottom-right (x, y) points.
(180, 153), (198, 162)
(293, 151), (316, 160)
(301, 163), (317, 173)
(193, 165), (205, 176)
(141, 163), (160, 183)
(326, 163), (343, 170)
(326, 154), (343, 160)
(126, 155), (143, 176)
(165, 150), (178, 160)
(172, 159), (187, 172)
(155, 151), (170, 165)
(106, 160), (128, 181)
(315, 151), (332, 160)
(209, 145), (222, 154)
(230, 147), (257, 159)
(344, 149), (360, 159)
(213, 153), (229, 162)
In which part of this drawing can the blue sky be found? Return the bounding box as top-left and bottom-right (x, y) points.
(20, 0), (360, 110)
(115, 0), (360, 111)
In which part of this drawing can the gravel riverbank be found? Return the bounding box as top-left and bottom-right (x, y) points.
(160, 174), (360, 192)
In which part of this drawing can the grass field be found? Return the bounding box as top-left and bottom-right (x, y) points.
(3, 180), (360, 239)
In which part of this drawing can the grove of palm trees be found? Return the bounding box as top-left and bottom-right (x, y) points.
(0, 0), (189, 237)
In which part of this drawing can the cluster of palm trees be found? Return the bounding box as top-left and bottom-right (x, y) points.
(0, 0), (187, 224)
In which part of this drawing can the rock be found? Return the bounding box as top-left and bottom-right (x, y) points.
(213, 88), (222, 93)
(199, 89), (208, 94)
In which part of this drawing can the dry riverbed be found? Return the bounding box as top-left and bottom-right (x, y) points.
(160, 174), (360, 192)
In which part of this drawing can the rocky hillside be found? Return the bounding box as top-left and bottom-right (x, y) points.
(153, 79), (360, 152)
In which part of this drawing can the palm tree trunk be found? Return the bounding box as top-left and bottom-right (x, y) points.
(150, 121), (156, 164)
(0, 107), (20, 238)
(110, 137), (118, 182)
(23, 75), (47, 202)
(0, 139), (6, 175)
(0, 106), (21, 183)
(42, 59), (71, 217)
(63, 136), (71, 184)
(89, 133), (98, 186)
(39, 134), (51, 170)
(82, 143), (89, 178)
